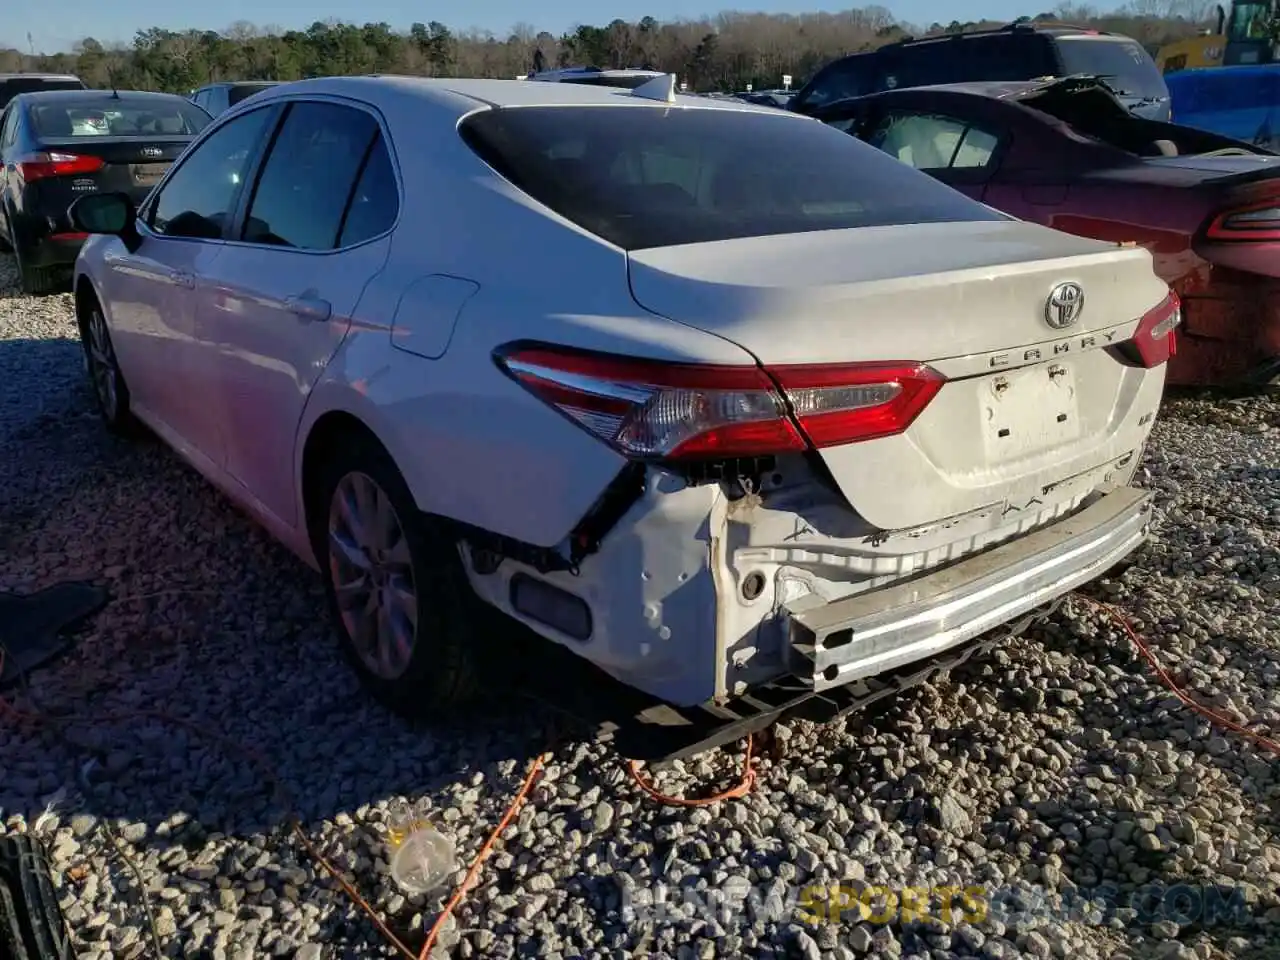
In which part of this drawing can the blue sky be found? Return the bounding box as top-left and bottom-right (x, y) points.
(11, 0), (1134, 55)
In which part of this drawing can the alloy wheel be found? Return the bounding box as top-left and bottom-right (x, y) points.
(327, 471), (419, 680)
(86, 308), (118, 418)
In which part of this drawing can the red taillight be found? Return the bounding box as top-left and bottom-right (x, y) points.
(1129, 291), (1182, 368)
(16, 152), (104, 183)
(768, 362), (944, 447)
(1206, 197), (1280, 241)
(495, 345), (945, 461)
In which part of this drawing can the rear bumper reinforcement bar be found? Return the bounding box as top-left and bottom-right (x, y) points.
(786, 485), (1152, 692)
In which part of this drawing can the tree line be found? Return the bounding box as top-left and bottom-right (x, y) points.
(0, 1), (1220, 95)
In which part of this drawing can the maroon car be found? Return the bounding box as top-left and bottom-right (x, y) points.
(813, 76), (1280, 388)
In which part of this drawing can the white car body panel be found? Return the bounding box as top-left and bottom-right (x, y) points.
(72, 76), (1170, 709)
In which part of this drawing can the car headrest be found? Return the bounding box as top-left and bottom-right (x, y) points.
(36, 107), (73, 137)
(155, 114), (186, 134)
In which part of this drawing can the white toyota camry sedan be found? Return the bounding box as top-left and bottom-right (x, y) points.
(69, 74), (1179, 720)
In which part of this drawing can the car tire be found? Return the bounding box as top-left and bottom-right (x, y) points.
(10, 219), (59, 296)
(0, 208), (12, 254)
(309, 434), (478, 716)
(78, 294), (136, 434)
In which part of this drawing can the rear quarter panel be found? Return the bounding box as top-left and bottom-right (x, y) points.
(293, 100), (758, 550)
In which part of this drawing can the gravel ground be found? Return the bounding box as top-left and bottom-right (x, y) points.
(1, 251), (1278, 960)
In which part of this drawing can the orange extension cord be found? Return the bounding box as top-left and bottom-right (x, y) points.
(2, 591), (1276, 959)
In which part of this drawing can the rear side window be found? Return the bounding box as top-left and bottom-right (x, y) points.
(868, 113), (1001, 171)
(461, 106), (1004, 251)
(242, 101), (379, 250)
(889, 35), (1055, 88)
(337, 134), (399, 246)
(1054, 37), (1168, 99)
(30, 98), (211, 138)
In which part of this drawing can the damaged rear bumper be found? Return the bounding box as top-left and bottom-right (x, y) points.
(785, 486), (1153, 691)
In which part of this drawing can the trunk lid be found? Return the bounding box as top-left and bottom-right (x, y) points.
(30, 137), (192, 215)
(1086, 153), (1280, 190)
(627, 219), (1169, 531)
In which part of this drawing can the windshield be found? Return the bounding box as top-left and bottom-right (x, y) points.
(461, 106), (1004, 251)
(31, 98), (212, 138)
(1055, 37), (1168, 99)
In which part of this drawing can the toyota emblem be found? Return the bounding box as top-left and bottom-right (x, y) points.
(1044, 282), (1085, 329)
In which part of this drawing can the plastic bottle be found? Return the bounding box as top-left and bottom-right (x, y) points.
(383, 798), (456, 896)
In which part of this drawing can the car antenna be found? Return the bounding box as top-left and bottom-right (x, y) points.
(106, 66), (120, 98)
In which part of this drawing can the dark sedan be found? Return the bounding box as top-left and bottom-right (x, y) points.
(814, 76), (1280, 388)
(0, 89), (211, 294)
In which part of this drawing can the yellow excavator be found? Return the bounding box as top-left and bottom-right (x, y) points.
(1156, 1), (1278, 73)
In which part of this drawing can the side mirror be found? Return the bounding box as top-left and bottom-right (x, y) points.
(68, 192), (141, 253)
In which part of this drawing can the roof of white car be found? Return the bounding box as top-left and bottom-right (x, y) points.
(249, 74), (804, 118)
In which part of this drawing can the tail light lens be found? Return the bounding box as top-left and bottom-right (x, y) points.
(1128, 291), (1182, 368)
(496, 345), (944, 461)
(1206, 198), (1280, 241)
(770, 362), (944, 447)
(16, 152), (104, 183)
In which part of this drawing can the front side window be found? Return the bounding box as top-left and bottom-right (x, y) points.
(462, 105), (1003, 251)
(150, 107), (273, 240)
(242, 101), (379, 250)
(867, 112), (1000, 171)
(29, 97), (211, 138)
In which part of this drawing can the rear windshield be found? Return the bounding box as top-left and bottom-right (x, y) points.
(30, 98), (211, 138)
(1055, 37), (1168, 99)
(0, 78), (84, 107)
(461, 106), (1005, 251)
(228, 84), (275, 105)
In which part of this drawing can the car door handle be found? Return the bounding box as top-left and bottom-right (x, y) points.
(170, 270), (195, 289)
(285, 296), (332, 322)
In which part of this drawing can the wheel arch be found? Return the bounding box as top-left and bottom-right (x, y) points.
(299, 408), (390, 534)
(73, 272), (101, 338)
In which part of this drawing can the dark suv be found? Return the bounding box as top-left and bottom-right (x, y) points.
(189, 81), (279, 116)
(0, 74), (86, 109)
(790, 23), (1171, 122)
